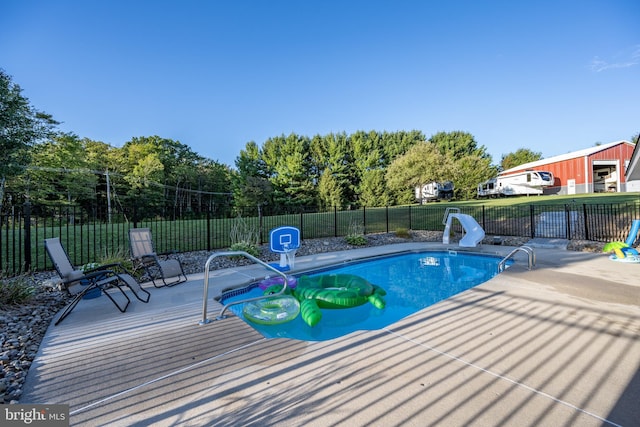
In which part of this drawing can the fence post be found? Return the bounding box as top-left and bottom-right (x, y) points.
(23, 202), (31, 272)
(133, 205), (138, 229)
(582, 204), (589, 241)
(530, 205), (535, 238)
(299, 209), (304, 240)
(363, 206), (367, 235)
(386, 206), (389, 233)
(258, 204), (264, 245)
(334, 206), (338, 237)
(482, 205), (486, 229)
(206, 206), (212, 251)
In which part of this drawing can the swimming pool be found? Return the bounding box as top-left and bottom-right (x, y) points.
(221, 250), (509, 341)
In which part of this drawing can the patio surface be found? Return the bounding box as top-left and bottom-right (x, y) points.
(21, 242), (640, 426)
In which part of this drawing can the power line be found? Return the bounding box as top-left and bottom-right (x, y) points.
(24, 166), (233, 196)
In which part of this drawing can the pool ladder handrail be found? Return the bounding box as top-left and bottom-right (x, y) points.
(498, 245), (535, 272)
(199, 251), (290, 325)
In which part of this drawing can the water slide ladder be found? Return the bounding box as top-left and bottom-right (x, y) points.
(199, 251), (291, 325)
(498, 246), (535, 272)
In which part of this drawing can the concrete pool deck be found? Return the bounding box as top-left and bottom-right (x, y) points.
(21, 242), (640, 426)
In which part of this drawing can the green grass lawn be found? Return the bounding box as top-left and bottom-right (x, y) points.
(446, 192), (640, 208)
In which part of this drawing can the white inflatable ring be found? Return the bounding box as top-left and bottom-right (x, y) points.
(243, 296), (300, 325)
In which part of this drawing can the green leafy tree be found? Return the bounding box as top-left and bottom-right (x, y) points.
(451, 155), (496, 199)
(500, 148), (542, 171)
(430, 130), (490, 159)
(114, 138), (166, 218)
(112, 136), (233, 218)
(194, 159), (233, 213)
(26, 133), (98, 208)
(428, 131), (494, 199)
(84, 139), (122, 220)
(158, 140), (232, 216)
(386, 142), (453, 204)
(0, 69), (58, 207)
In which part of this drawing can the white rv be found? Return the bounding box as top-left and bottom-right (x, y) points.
(477, 170), (554, 197)
(477, 178), (500, 198)
(415, 181), (454, 203)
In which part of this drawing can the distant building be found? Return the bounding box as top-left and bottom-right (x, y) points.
(625, 138), (640, 187)
(500, 140), (638, 195)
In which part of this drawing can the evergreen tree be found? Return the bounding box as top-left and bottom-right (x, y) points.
(233, 141), (273, 210)
(263, 133), (316, 207)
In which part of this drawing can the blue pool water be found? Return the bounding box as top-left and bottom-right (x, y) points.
(222, 251), (508, 341)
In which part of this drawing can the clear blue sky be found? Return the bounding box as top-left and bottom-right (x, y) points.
(2, 0), (639, 168)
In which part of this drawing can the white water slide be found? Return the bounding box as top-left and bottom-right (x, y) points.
(442, 208), (485, 247)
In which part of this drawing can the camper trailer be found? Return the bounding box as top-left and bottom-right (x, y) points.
(477, 178), (500, 198)
(415, 181), (454, 203)
(594, 169), (618, 192)
(477, 170), (554, 197)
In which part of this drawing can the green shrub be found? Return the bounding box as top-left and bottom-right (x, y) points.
(0, 276), (36, 306)
(344, 234), (368, 246)
(395, 228), (412, 238)
(97, 246), (134, 271)
(229, 242), (260, 257)
(229, 215), (261, 257)
(345, 220), (368, 246)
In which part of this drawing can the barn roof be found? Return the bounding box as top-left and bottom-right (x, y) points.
(501, 140), (633, 174)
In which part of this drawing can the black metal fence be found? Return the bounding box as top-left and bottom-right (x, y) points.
(2, 201), (639, 277)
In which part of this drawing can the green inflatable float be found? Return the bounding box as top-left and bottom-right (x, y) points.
(294, 274), (386, 327)
(245, 274), (386, 327)
(243, 274), (387, 327)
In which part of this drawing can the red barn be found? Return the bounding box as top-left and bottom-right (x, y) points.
(500, 140), (638, 195)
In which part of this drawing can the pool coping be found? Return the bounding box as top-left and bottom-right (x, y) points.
(20, 242), (640, 426)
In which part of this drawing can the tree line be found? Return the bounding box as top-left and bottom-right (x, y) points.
(2, 68), (545, 219)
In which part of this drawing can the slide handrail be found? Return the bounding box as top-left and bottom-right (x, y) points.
(199, 251), (290, 325)
(442, 207), (461, 225)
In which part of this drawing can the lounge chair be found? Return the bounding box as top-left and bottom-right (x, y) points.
(44, 237), (150, 325)
(128, 228), (187, 287)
